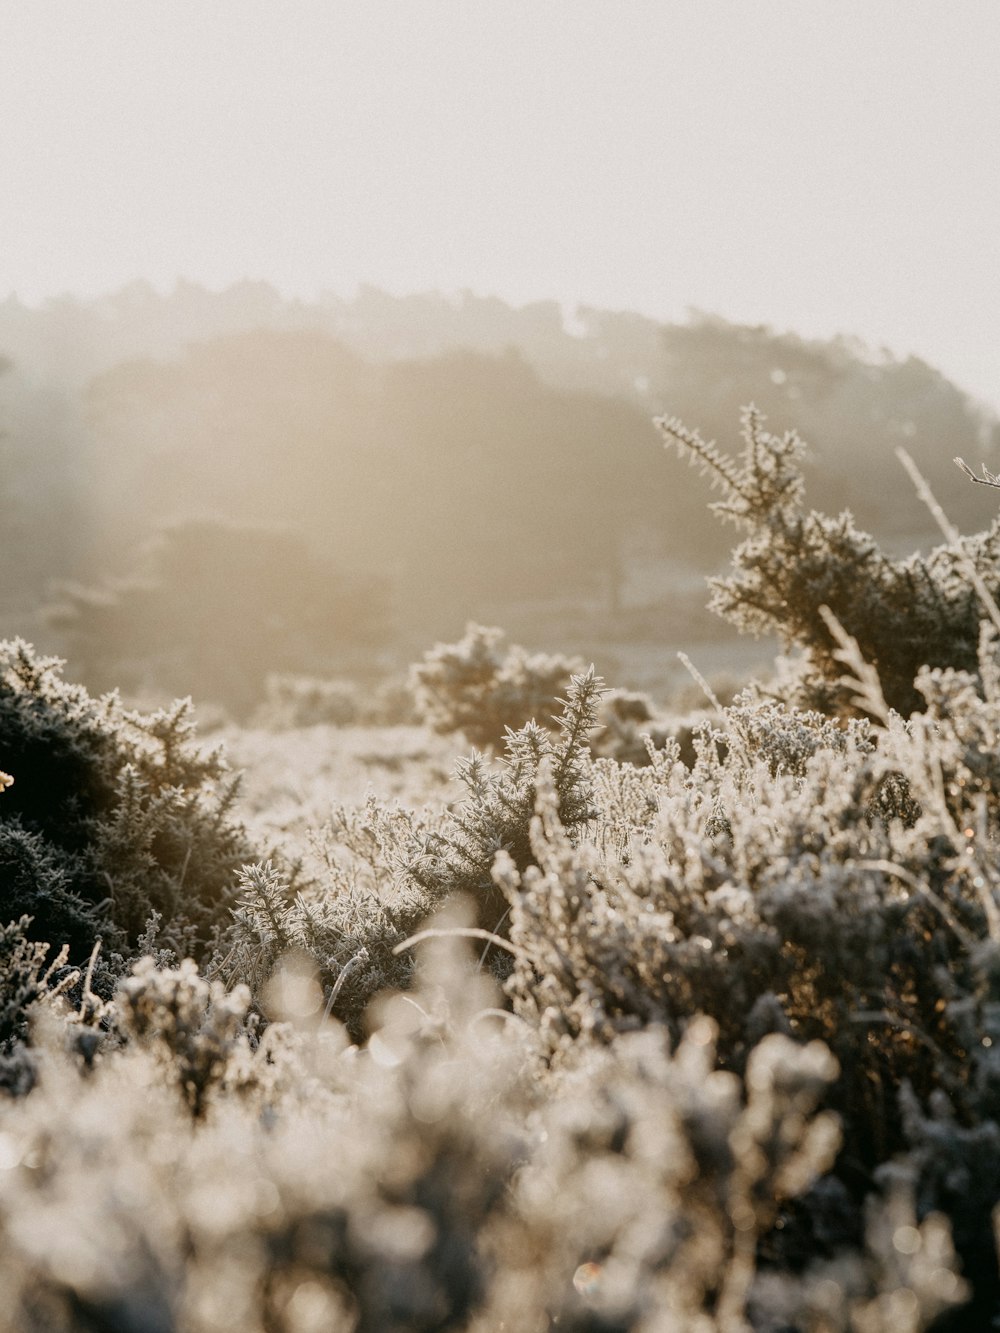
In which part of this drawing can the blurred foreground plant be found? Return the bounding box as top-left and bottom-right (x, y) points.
(1, 932), (961, 1333)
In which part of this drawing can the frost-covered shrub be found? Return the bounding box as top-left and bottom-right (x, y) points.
(658, 406), (1000, 715)
(1, 937), (960, 1333)
(224, 670), (604, 1036)
(404, 665), (602, 934)
(0, 940), (517, 1333)
(0, 917), (74, 1057)
(0, 822), (104, 964)
(589, 687), (701, 767)
(481, 1019), (963, 1333)
(116, 956), (257, 1118)
(0, 638), (251, 962)
(410, 622), (582, 749)
(485, 617), (1000, 1316)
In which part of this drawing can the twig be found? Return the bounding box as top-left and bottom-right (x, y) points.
(898, 447), (1000, 635)
(322, 949), (368, 1021)
(853, 859), (974, 950)
(955, 457), (1000, 489)
(470, 1007), (530, 1028)
(479, 907), (512, 968)
(677, 651), (725, 716)
(392, 926), (523, 958)
(851, 1009), (947, 1061)
(818, 607), (890, 725)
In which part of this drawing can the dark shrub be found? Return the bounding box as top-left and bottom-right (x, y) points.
(0, 638), (251, 958)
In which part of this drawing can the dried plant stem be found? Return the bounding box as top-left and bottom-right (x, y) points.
(392, 926), (523, 958)
(677, 650), (725, 716)
(322, 950), (368, 1022)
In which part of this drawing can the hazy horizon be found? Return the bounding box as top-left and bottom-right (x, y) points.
(1, 1), (997, 410)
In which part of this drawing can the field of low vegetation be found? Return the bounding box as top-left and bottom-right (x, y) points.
(6, 405), (1000, 1331)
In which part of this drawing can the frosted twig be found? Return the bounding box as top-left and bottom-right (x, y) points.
(479, 906), (511, 968)
(322, 949), (369, 1021)
(897, 447), (1000, 636)
(955, 457), (1000, 489)
(677, 651), (724, 716)
(818, 607), (890, 724)
(393, 926), (523, 958)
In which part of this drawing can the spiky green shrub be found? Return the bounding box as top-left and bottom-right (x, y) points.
(410, 622), (583, 750)
(406, 665), (602, 929)
(0, 638), (251, 961)
(657, 406), (1000, 715)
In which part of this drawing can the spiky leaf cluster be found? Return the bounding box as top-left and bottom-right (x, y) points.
(405, 665), (603, 937)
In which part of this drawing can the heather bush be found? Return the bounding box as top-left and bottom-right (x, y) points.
(589, 686), (702, 767)
(116, 956), (258, 1118)
(0, 917), (75, 1052)
(222, 853), (431, 1040)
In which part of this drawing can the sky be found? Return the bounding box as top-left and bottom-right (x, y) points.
(0, 1), (998, 408)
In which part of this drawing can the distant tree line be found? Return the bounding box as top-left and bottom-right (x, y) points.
(0, 288), (996, 709)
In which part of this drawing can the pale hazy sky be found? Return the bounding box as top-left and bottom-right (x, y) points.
(1, 2), (998, 407)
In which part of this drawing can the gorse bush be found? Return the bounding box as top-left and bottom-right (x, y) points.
(657, 405), (1000, 715)
(0, 639), (252, 1051)
(410, 622), (583, 750)
(405, 664), (602, 930)
(412, 629), (679, 766)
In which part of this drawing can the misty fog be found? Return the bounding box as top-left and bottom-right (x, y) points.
(2, 284), (997, 717)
